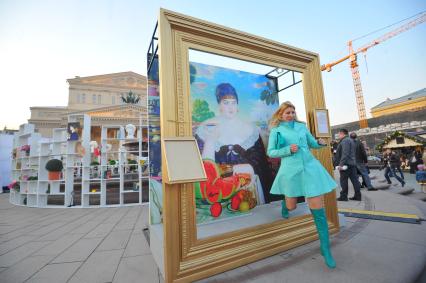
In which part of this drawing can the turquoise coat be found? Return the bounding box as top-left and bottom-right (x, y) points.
(267, 121), (336, 198)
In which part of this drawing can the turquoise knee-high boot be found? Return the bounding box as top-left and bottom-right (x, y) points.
(311, 208), (336, 269)
(281, 199), (289, 219)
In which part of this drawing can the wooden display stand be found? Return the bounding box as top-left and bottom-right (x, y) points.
(156, 9), (339, 283)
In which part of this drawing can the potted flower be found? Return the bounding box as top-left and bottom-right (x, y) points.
(108, 159), (118, 175)
(20, 145), (30, 156)
(128, 159), (138, 172)
(45, 159), (63, 180)
(8, 180), (20, 192)
(90, 161), (100, 178)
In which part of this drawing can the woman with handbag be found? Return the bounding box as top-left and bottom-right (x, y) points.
(267, 101), (337, 269)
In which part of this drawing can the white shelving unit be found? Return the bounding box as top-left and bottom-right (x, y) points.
(99, 122), (149, 207)
(9, 111), (149, 208)
(37, 128), (70, 207)
(10, 124), (41, 206)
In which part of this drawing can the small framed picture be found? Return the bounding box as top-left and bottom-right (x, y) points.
(162, 137), (207, 184)
(313, 109), (331, 138)
(67, 122), (81, 141)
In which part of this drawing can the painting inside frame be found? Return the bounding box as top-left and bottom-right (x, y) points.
(187, 50), (310, 238)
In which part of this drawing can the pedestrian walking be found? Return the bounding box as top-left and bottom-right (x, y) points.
(383, 149), (405, 186)
(267, 101), (336, 269)
(334, 129), (362, 201)
(409, 147), (423, 174)
(350, 132), (377, 191)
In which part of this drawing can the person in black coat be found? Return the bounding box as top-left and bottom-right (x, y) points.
(350, 132), (376, 191)
(334, 129), (362, 201)
(383, 149), (405, 186)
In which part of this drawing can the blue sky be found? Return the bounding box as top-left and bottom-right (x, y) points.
(0, 0), (425, 128)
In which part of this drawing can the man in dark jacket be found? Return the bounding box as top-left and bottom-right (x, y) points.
(383, 149), (405, 186)
(334, 129), (362, 201)
(350, 132), (377, 191)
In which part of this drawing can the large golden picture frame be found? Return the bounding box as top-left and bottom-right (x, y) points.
(158, 9), (339, 282)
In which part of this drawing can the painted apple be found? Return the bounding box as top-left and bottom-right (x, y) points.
(210, 202), (222, 217)
(231, 195), (241, 210)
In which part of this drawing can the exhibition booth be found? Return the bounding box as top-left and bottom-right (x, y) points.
(147, 9), (339, 283)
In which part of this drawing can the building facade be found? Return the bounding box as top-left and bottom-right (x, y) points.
(371, 88), (426, 118)
(28, 72), (147, 137)
(332, 88), (426, 153)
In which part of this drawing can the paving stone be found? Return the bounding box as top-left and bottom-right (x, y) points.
(0, 240), (51, 267)
(68, 249), (123, 283)
(96, 229), (132, 251)
(26, 262), (81, 283)
(52, 237), (103, 263)
(123, 231), (151, 257)
(409, 191), (426, 200)
(83, 223), (115, 238)
(0, 235), (36, 255)
(334, 233), (426, 283)
(35, 213), (94, 241)
(68, 220), (103, 235)
(28, 222), (69, 237)
(360, 220), (426, 247)
(113, 220), (136, 231)
(0, 255), (52, 283)
(113, 254), (159, 283)
(33, 233), (84, 256)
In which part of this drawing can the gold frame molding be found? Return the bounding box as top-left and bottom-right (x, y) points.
(158, 9), (339, 283)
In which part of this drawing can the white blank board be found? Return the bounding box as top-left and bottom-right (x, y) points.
(163, 137), (207, 184)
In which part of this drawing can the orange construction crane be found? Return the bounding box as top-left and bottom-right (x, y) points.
(321, 12), (426, 128)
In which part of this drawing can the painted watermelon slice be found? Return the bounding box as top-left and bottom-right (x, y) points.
(205, 180), (222, 204)
(202, 159), (220, 181)
(215, 176), (239, 200)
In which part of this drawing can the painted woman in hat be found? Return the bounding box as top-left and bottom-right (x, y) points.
(195, 83), (274, 203)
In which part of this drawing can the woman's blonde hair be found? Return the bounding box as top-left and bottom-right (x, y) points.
(269, 101), (301, 128)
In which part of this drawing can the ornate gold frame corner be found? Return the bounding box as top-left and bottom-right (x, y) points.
(158, 9), (339, 283)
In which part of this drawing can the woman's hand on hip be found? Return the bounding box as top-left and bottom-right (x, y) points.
(290, 144), (298, 153)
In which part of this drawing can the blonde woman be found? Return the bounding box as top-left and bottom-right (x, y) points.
(267, 101), (337, 269)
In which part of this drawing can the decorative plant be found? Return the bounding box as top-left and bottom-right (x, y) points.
(27, 176), (38, 181)
(45, 159), (63, 172)
(90, 161), (100, 169)
(90, 161), (100, 178)
(20, 145), (30, 155)
(8, 180), (20, 192)
(108, 160), (116, 166)
(128, 159), (138, 171)
(45, 159), (63, 181)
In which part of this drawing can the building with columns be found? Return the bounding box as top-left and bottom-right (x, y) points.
(28, 71), (147, 137)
